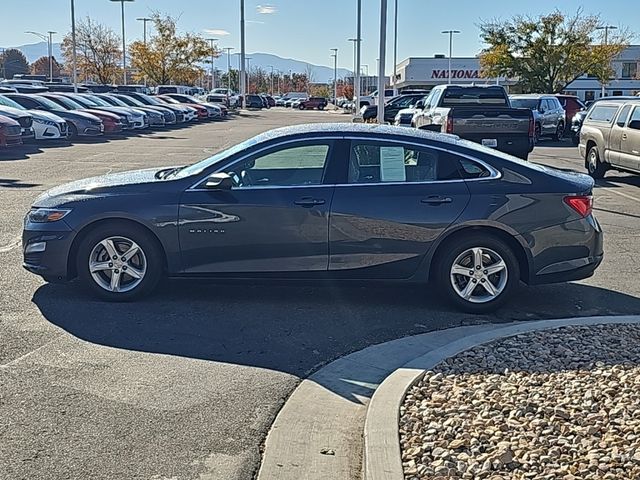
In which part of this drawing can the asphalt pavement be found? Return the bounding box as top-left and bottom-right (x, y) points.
(1, 110), (640, 480)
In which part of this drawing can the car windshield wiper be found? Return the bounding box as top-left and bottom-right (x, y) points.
(155, 166), (185, 179)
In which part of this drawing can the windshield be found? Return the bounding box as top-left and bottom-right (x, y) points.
(115, 95), (144, 107)
(47, 95), (82, 110)
(510, 98), (539, 110)
(0, 95), (26, 109)
(34, 96), (63, 109)
(140, 95), (161, 105)
(102, 95), (126, 107)
(440, 87), (508, 106)
(84, 95), (111, 107)
(173, 137), (259, 179)
(73, 96), (100, 107)
(159, 97), (178, 104)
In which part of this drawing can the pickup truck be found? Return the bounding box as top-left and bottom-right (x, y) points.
(412, 84), (534, 160)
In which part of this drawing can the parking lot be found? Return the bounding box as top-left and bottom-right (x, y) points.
(2, 108), (640, 479)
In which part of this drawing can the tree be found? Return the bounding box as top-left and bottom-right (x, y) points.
(31, 56), (63, 77)
(129, 13), (213, 85)
(479, 10), (631, 93)
(61, 17), (122, 84)
(0, 48), (29, 79)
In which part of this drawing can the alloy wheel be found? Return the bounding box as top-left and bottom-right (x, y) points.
(88, 236), (147, 293)
(450, 247), (508, 304)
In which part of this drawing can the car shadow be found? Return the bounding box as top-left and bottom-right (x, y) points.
(0, 178), (41, 188)
(0, 145), (42, 160)
(596, 175), (640, 188)
(32, 280), (640, 403)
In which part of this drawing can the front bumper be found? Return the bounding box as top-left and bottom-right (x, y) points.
(80, 124), (104, 136)
(23, 221), (76, 282)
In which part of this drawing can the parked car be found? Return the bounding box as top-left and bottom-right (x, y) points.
(0, 86), (18, 94)
(5, 93), (104, 138)
(0, 104), (35, 142)
(106, 94), (177, 125)
(72, 93), (149, 129)
(299, 97), (328, 110)
(156, 85), (197, 95)
(245, 94), (264, 108)
(394, 94), (431, 127)
(155, 96), (201, 121)
(555, 94), (587, 131)
(0, 114), (23, 147)
(22, 123), (603, 313)
(290, 98), (305, 109)
(161, 93), (225, 119)
(412, 85), (534, 159)
(275, 96), (286, 107)
(40, 93), (122, 135)
(89, 94), (165, 128)
(206, 88), (239, 108)
(510, 94), (566, 142)
(569, 96), (638, 146)
(359, 89), (394, 107)
(362, 93), (427, 123)
(117, 92), (191, 123)
(45, 84), (89, 93)
(578, 99), (640, 178)
(115, 85), (152, 95)
(50, 93), (135, 131)
(0, 95), (68, 141)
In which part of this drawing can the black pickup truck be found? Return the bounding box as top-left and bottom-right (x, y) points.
(412, 85), (534, 160)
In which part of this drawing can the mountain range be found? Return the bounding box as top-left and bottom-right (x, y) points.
(2, 42), (354, 83)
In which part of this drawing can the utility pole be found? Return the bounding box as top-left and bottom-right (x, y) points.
(207, 38), (218, 91)
(71, 0), (78, 92)
(240, 0), (246, 108)
(441, 30), (461, 84)
(330, 48), (338, 107)
(26, 31), (56, 82)
(392, 0), (398, 94)
(355, 0), (362, 113)
(246, 57), (252, 93)
(376, 0), (387, 124)
(223, 47), (234, 103)
(110, 0), (134, 85)
(136, 17), (151, 86)
(596, 25), (617, 97)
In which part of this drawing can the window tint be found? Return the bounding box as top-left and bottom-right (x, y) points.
(587, 105), (620, 123)
(440, 87), (508, 107)
(616, 105), (632, 127)
(227, 144), (330, 187)
(510, 98), (538, 110)
(630, 107), (640, 124)
(458, 158), (491, 179)
(347, 142), (462, 184)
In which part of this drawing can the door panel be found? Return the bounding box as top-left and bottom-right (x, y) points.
(620, 107), (640, 171)
(179, 187), (332, 273)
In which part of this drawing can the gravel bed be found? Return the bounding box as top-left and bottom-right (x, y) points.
(399, 324), (640, 479)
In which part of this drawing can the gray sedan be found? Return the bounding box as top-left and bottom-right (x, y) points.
(22, 124), (603, 312)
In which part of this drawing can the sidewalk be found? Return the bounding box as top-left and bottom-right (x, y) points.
(257, 316), (640, 480)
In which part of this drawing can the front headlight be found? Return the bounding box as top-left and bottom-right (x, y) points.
(34, 118), (57, 126)
(27, 208), (72, 223)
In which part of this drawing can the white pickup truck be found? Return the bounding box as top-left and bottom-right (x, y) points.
(357, 89), (395, 107)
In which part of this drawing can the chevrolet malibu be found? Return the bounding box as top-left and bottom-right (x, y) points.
(22, 124), (603, 312)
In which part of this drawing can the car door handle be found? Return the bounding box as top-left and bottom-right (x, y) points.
(421, 196), (452, 205)
(294, 198), (325, 207)
(622, 134), (627, 140)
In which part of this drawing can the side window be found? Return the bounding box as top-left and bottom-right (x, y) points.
(458, 158), (491, 179)
(347, 142), (461, 184)
(616, 105), (632, 127)
(225, 144), (330, 188)
(629, 107), (640, 129)
(587, 105), (620, 124)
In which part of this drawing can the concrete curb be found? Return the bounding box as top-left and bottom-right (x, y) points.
(363, 315), (640, 480)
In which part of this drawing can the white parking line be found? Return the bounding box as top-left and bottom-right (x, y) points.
(0, 237), (21, 253)
(599, 187), (640, 204)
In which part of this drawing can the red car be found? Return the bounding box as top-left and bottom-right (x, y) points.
(40, 94), (122, 134)
(299, 97), (328, 110)
(554, 94), (587, 125)
(0, 114), (23, 147)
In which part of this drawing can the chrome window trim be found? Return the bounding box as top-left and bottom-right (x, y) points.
(186, 134), (501, 192)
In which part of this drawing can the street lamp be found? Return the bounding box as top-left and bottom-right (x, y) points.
(376, 0), (388, 124)
(246, 56), (252, 93)
(347, 38), (358, 83)
(207, 38), (218, 91)
(596, 25), (618, 97)
(223, 47), (234, 96)
(330, 48), (338, 107)
(110, 0), (134, 85)
(70, 0), (78, 92)
(240, 0), (246, 108)
(441, 30), (461, 84)
(392, 0), (399, 94)
(355, 0), (362, 113)
(136, 17), (151, 86)
(25, 30), (57, 82)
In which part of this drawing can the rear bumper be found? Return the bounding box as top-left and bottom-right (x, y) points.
(460, 133), (534, 155)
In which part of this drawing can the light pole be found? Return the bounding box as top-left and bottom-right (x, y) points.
(268, 65), (274, 95)
(207, 38), (218, 91)
(348, 38), (357, 87)
(596, 25), (618, 97)
(377, 0), (387, 124)
(240, 0), (246, 108)
(330, 48), (338, 106)
(25, 31), (57, 82)
(355, 0), (362, 112)
(70, 0), (78, 92)
(441, 30), (461, 84)
(223, 47), (234, 97)
(136, 17), (151, 86)
(110, 0), (134, 85)
(392, 0), (398, 94)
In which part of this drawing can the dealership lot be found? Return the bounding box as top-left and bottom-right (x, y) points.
(2, 109), (640, 479)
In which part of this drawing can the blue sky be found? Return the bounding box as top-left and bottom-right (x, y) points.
(2, 0), (637, 72)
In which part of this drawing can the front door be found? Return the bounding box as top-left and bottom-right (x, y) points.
(608, 104), (632, 167)
(179, 141), (335, 273)
(620, 106), (640, 172)
(329, 140), (471, 279)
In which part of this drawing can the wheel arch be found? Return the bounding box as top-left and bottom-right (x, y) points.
(424, 224), (532, 284)
(67, 217), (168, 280)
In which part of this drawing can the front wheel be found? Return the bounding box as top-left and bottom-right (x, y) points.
(76, 222), (164, 301)
(436, 234), (520, 313)
(552, 122), (565, 141)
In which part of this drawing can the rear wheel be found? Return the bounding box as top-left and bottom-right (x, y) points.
(587, 146), (607, 179)
(299, 104), (305, 110)
(76, 222), (164, 301)
(534, 124), (542, 144)
(436, 234), (520, 313)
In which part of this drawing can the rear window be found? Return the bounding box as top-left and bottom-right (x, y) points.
(587, 105), (620, 124)
(157, 87), (178, 94)
(510, 98), (538, 110)
(440, 87), (508, 107)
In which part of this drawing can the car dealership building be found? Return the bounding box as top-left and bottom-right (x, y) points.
(393, 45), (640, 101)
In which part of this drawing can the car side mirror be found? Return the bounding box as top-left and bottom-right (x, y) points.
(415, 100), (425, 109)
(629, 120), (640, 130)
(205, 173), (233, 190)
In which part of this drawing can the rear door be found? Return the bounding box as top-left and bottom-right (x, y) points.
(328, 139), (471, 279)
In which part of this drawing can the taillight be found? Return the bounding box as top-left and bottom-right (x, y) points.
(445, 115), (453, 134)
(564, 195), (593, 217)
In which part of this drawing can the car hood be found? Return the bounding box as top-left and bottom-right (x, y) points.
(0, 105), (30, 119)
(81, 108), (121, 120)
(0, 114), (20, 126)
(54, 109), (102, 122)
(29, 110), (65, 123)
(34, 167), (168, 206)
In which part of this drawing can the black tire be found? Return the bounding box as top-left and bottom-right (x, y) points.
(552, 122), (565, 141)
(318, 104), (325, 110)
(298, 104), (305, 110)
(435, 233), (520, 313)
(587, 146), (607, 179)
(76, 222), (164, 301)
